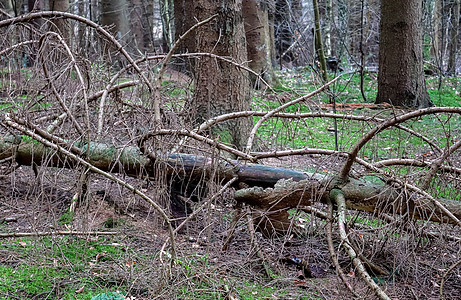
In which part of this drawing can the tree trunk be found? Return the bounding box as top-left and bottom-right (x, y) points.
(1, 135), (460, 235)
(242, 0), (277, 86)
(100, 0), (128, 41)
(447, 0), (460, 75)
(0, 0), (13, 13)
(313, 0), (328, 82)
(49, 0), (70, 42)
(100, 0), (129, 63)
(193, 0), (251, 150)
(129, 0), (146, 53)
(274, 0), (295, 65)
(375, 0), (433, 108)
(160, 0), (174, 51)
(323, 0), (333, 56)
(347, 0), (361, 61)
(173, 0), (195, 73)
(431, 0), (442, 68)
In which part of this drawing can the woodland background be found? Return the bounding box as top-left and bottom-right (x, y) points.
(0, 0), (460, 299)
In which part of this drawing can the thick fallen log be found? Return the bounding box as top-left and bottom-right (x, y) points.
(235, 177), (461, 234)
(1, 135), (460, 233)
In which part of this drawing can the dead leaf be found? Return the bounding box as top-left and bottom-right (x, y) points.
(96, 252), (105, 261)
(126, 260), (136, 267)
(75, 285), (85, 293)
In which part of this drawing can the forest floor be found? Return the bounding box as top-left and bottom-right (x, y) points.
(1, 151), (460, 299)
(0, 69), (460, 299)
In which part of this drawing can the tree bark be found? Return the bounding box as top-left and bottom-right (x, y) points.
(100, 0), (128, 42)
(447, 0), (460, 75)
(242, 0), (277, 86)
(49, 0), (70, 42)
(313, 0), (328, 82)
(376, 0), (433, 108)
(1, 135), (460, 235)
(193, 0), (251, 150)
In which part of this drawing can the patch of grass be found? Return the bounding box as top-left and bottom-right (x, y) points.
(427, 77), (461, 107)
(0, 236), (129, 299)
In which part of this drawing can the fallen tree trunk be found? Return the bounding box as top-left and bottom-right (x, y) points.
(1, 135), (460, 233)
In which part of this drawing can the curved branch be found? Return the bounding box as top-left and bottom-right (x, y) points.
(440, 258), (461, 300)
(0, 11), (153, 93)
(245, 76), (343, 152)
(140, 129), (256, 162)
(330, 189), (391, 300)
(374, 158), (461, 174)
(0, 40), (39, 56)
(2, 114), (177, 261)
(339, 107), (461, 180)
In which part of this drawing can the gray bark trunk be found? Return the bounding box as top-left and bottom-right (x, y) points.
(376, 0), (433, 108)
(242, 0), (277, 86)
(193, 0), (251, 150)
(447, 0), (460, 75)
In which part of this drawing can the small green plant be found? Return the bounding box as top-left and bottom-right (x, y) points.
(21, 135), (40, 145)
(58, 209), (75, 225)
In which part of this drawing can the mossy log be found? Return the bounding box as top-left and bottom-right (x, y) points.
(1, 135), (460, 234)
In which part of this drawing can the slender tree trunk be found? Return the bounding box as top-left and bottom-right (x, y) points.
(274, 0), (295, 65)
(347, 0), (361, 61)
(324, 0), (333, 56)
(431, 0), (443, 70)
(447, 0), (460, 75)
(242, 0), (277, 85)
(376, 0), (433, 108)
(160, 0), (174, 50)
(173, 0), (195, 73)
(313, 0), (327, 82)
(193, 0), (251, 150)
